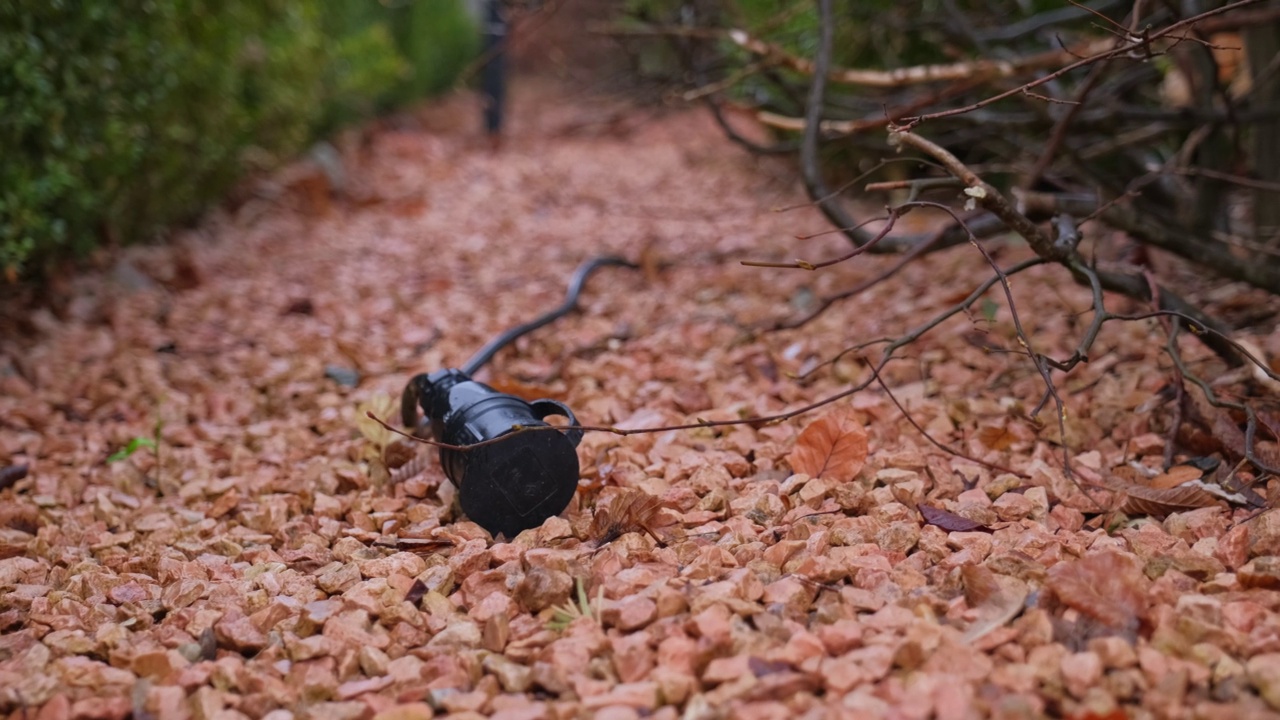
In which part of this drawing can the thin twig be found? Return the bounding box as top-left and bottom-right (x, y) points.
(728, 27), (1117, 88)
(900, 0), (1266, 125)
(866, 362), (1029, 478)
(794, 256), (1049, 379)
(741, 212), (901, 270)
(766, 221), (957, 331)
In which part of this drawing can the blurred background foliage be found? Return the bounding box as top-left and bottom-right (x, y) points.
(0, 0), (477, 277)
(620, 0), (1102, 115)
(616, 1), (1280, 254)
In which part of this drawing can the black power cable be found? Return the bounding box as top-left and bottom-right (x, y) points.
(461, 255), (637, 375)
(401, 256), (638, 538)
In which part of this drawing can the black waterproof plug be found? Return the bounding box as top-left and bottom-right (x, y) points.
(398, 256), (636, 537)
(401, 368), (583, 538)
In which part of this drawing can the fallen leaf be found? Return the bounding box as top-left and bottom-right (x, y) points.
(962, 564), (1029, 644)
(919, 503), (992, 533)
(1045, 553), (1149, 632)
(393, 538), (453, 554)
(382, 439), (418, 470)
(390, 452), (430, 484)
(1236, 337), (1279, 392)
(590, 488), (667, 546)
(1097, 468), (1229, 517)
(976, 425), (1016, 451)
(355, 393), (398, 447)
(787, 407), (868, 482)
(283, 297), (314, 315)
(487, 376), (553, 401)
(1148, 464), (1203, 490)
(748, 657), (790, 676)
(962, 330), (1003, 353)
(1117, 482), (1220, 517)
(197, 627), (217, 661)
(1135, 385), (1177, 414)
(961, 563), (1002, 606)
(1066, 711), (1128, 720)
(404, 579), (428, 605)
(0, 502), (39, 534)
(1187, 391), (1280, 469)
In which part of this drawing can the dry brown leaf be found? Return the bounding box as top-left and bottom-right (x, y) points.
(1261, 409), (1280, 438)
(1148, 464), (1203, 490)
(590, 488), (667, 546)
(1186, 391), (1280, 469)
(487, 376), (553, 402)
(1118, 482), (1220, 517)
(0, 502), (39, 534)
(976, 425), (1016, 451)
(961, 564), (1029, 644)
(1045, 553), (1149, 632)
(390, 452), (430, 484)
(1235, 337), (1279, 391)
(355, 393), (397, 448)
(919, 503), (992, 533)
(787, 407), (868, 482)
(1095, 471), (1223, 517)
(961, 329), (1003, 353)
(961, 563), (1002, 607)
(382, 439), (418, 470)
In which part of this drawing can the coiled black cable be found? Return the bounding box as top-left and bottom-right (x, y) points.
(460, 255), (638, 376)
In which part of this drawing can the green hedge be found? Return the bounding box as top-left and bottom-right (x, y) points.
(0, 0), (477, 277)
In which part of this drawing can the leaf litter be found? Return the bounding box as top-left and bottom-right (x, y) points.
(786, 407), (869, 483)
(1, 76), (1280, 720)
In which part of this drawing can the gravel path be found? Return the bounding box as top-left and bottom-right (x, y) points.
(3, 79), (1280, 720)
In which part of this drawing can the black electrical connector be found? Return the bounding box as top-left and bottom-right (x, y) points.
(401, 257), (637, 538)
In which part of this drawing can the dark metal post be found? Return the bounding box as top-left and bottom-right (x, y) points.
(480, 0), (507, 137)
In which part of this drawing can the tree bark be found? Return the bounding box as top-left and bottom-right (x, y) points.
(1246, 11), (1280, 244)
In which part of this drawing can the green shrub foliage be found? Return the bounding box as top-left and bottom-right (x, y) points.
(0, 0), (476, 276)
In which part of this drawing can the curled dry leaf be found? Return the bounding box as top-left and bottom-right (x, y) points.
(1117, 481), (1220, 517)
(590, 488), (667, 546)
(390, 452), (431, 484)
(961, 564), (1029, 644)
(0, 502), (38, 534)
(748, 657), (791, 677)
(404, 578), (428, 605)
(962, 563), (1002, 607)
(919, 503), (992, 533)
(487, 375), (552, 402)
(1045, 552), (1149, 633)
(355, 393), (398, 448)
(1188, 390), (1280, 470)
(976, 425), (1016, 452)
(1148, 464), (1204, 490)
(787, 406), (868, 482)
(382, 439), (418, 470)
(393, 538), (453, 555)
(1235, 337), (1280, 392)
(1094, 470), (1225, 517)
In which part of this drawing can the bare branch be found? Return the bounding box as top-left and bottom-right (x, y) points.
(892, 130), (1059, 259)
(728, 28), (1117, 88)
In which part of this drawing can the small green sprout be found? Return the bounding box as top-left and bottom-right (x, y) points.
(107, 436), (156, 463)
(547, 577), (603, 632)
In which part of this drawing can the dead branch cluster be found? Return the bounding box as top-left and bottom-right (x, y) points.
(606, 0), (1280, 506)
